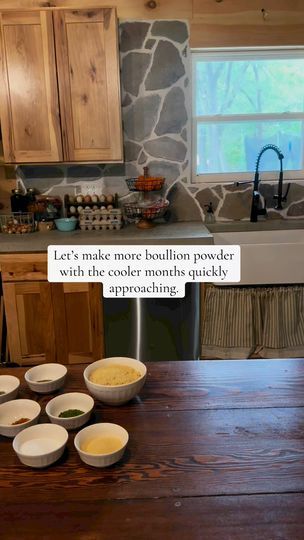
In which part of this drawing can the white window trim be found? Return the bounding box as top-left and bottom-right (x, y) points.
(191, 47), (304, 184)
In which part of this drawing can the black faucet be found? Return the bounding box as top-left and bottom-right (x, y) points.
(250, 144), (290, 222)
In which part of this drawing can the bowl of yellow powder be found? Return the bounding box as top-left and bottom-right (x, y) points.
(74, 422), (129, 467)
(83, 357), (147, 405)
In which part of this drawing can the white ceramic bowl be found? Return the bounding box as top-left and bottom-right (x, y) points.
(0, 375), (20, 404)
(0, 399), (41, 437)
(25, 363), (67, 394)
(13, 423), (68, 468)
(45, 392), (94, 430)
(74, 422), (129, 467)
(83, 357), (147, 405)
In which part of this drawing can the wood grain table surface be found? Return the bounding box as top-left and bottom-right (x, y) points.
(1, 359), (304, 540)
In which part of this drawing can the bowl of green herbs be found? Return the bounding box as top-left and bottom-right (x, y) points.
(45, 392), (94, 431)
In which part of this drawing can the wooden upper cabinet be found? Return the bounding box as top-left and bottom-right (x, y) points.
(0, 8), (123, 164)
(53, 8), (123, 162)
(0, 11), (62, 163)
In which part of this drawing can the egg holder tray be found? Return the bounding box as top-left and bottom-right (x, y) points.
(79, 208), (123, 231)
(64, 193), (119, 219)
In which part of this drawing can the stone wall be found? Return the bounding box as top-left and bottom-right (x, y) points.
(191, 179), (304, 221)
(16, 20), (304, 223)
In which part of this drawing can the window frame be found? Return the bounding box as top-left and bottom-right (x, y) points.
(191, 47), (304, 184)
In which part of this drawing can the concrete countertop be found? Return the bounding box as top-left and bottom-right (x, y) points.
(1, 219), (303, 253)
(206, 218), (304, 233)
(0, 222), (213, 253)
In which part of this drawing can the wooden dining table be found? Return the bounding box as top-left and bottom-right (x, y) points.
(1, 359), (304, 539)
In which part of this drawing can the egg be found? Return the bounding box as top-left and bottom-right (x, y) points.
(91, 195), (98, 203)
(76, 195), (83, 203)
(69, 206), (76, 214)
(84, 195), (91, 203)
(99, 195), (106, 203)
(69, 195), (75, 204)
(77, 206), (84, 213)
(92, 205), (99, 211)
(107, 204), (114, 210)
(106, 194), (114, 204)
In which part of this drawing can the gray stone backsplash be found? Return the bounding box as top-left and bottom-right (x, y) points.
(16, 20), (304, 223)
(195, 180), (304, 222)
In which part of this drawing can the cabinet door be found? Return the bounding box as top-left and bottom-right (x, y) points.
(53, 8), (123, 162)
(0, 11), (62, 163)
(2, 281), (57, 366)
(51, 283), (104, 364)
(0, 251), (105, 365)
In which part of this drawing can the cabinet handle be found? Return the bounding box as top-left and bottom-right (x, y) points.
(146, 1), (157, 9)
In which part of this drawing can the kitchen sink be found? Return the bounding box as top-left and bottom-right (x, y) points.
(212, 229), (304, 285)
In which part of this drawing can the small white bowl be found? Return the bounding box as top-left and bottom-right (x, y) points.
(13, 423), (68, 468)
(0, 399), (41, 437)
(25, 364), (67, 394)
(46, 392), (94, 430)
(74, 423), (128, 468)
(83, 357), (147, 406)
(0, 375), (20, 404)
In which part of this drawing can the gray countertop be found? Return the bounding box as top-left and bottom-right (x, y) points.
(1, 219), (303, 253)
(0, 222), (213, 253)
(206, 218), (304, 233)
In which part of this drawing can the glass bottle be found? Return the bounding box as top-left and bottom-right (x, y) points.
(25, 188), (36, 213)
(204, 202), (216, 224)
(10, 188), (27, 213)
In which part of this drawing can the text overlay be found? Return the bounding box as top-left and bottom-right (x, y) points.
(48, 245), (240, 298)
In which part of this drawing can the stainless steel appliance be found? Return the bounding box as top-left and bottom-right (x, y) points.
(103, 284), (200, 362)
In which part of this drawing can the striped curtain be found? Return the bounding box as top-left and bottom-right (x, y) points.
(201, 285), (304, 359)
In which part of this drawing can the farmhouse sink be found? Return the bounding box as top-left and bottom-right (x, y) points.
(212, 229), (304, 285)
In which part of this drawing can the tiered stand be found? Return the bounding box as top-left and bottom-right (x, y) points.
(124, 167), (169, 229)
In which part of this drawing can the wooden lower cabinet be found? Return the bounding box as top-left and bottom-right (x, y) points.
(3, 280), (56, 365)
(51, 282), (104, 365)
(0, 254), (104, 365)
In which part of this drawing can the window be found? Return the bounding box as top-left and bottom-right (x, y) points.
(192, 48), (304, 183)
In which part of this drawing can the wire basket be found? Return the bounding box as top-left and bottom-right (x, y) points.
(125, 176), (165, 192)
(0, 213), (35, 234)
(124, 199), (169, 221)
